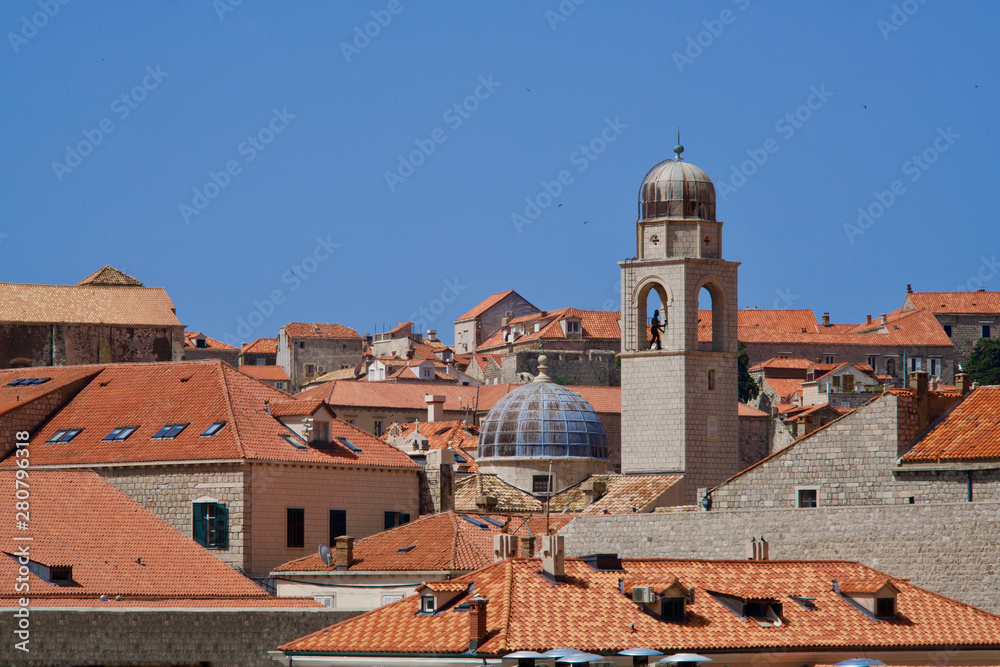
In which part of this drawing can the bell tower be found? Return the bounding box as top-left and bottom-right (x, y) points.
(619, 141), (740, 502)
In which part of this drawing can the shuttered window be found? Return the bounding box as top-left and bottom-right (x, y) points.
(193, 502), (227, 548)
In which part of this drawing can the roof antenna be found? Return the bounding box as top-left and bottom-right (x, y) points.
(674, 129), (684, 161)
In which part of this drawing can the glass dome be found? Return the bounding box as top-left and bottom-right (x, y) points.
(478, 380), (608, 460)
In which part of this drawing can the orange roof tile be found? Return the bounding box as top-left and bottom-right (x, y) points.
(902, 385), (1000, 462)
(387, 420), (480, 452)
(241, 337), (278, 355)
(0, 361), (418, 469)
(456, 290), (520, 322)
(76, 265), (143, 286)
(0, 469), (315, 606)
(560, 474), (683, 515)
(762, 378), (804, 401)
(0, 365), (103, 418)
(738, 403), (769, 417)
(279, 558), (1000, 656)
(749, 358), (814, 371)
(905, 291), (1000, 314)
(272, 511), (572, 574)
(0, 282), (180, 327)
(282, 322), (360, 339)
(184, 331), (238, 350)
(477, 308), (621, 350)
(237, 364), (289, 382)
(267, 399), (329, 417)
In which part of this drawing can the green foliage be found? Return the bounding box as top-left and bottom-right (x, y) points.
(738, 341), (760, 403)
(967, 337), (1000, 385)
(553, 378), (568, 385)
(615, 355), (621, 367)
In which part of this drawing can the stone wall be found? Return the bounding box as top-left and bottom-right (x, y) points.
(737, 415), (769, 470)
(185, 346), (240, 367)
(0, 375), (96, 459)
(286, 337), (363, 392)
(934, 312), (1000, 371)
(0, 324), (183, 368)
(742, 341), (955, 383)
(502, 349), (621, 387)
(0, 609), (358, 667)
(561, 500), (1000, 614)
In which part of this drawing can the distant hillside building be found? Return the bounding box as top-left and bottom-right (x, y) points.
(183, 331), (239, 366)
(0, 265), (184, 368)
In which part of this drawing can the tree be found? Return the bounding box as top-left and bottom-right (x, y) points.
(967, 337), (1000, 385)
(738, 341), (760, 403)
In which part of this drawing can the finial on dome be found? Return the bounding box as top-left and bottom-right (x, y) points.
(674, 129), (684, 161)
(533, 355), (552, 383)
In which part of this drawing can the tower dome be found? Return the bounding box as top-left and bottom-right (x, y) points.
(639, 158), (716, 222)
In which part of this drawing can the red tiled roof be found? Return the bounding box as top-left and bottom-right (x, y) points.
(389, 321), (412, 335)
(282, 322), (360, 339)
(0, 469), (314, 605)
(0, 365), (103, 418)
(477, 308), (620, 350)
(267, 399), (329, 417)
(386, 420), (480, 452)
(0, 282), (180, 327)
(0, 361), (418, 469)
(738, 403), (769, 417)
(455, 290), (518, 322)
(184, 331), (238, 350)
(902, 385), (1000, 462)
(241, 337), (277, 355)
(272, 511), (572, 574)
(905, 291), (1000, 314)
(749, 358), (814, 371)
(238, 364), (289, 382)
(561, 474), (683, 515)
(762, 378), (804, 401)
(279, 557), (1000, 655)
(76, 265), (143, 286)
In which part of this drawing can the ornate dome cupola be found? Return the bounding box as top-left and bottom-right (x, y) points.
(639, 140), (716, 222)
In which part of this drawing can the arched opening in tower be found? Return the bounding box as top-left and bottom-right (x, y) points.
(637, 282), (668, 351)
(699, 285), (725, 352)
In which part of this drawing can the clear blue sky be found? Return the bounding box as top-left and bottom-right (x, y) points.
(3, 1), (998, 346)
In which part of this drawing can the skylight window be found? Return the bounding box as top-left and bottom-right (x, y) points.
(397, 545), (416, 553)
(480, 516), (506, 529)
(200, 421), (226, 438)
(46, 429), (83, 444)
(459, 515), (489, 529)
(790, 595), (818, 610)
(6, 377), (51, 387)
(337, 436), (362, 453)
(102, 426), (138, 442)
(281, 433), (307, 450)
(151, 423), (188, 440)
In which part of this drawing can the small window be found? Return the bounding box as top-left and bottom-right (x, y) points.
(200, 421), (226, 438)
(373, 420), (383, 437)
(281, 433), (307, 450)
(193, 502), (227, 548)
(330, 509), (347, 542)
(313, 595), (335, 608)
(943, 325), (952, 338)
(825, 356), (835, 364)
(49, 566), (73, 583)
(152, 423), (188, 439)
(707, 416), (718, 441)
(983, 325), (992, 339)
(46, 428), (83, 444)
(6, 377), (51, 387)
(337, 436), (362, 453)
(533, 475), (552, 494)
(420, 595), (436, 613)
(798, 488), (818, 508)
(384, 511), (411, 530)
(305, 364), (316, 376)
(875, 596), (896, 618)
(707, 368), (716, 391)
(867, 356), (877, 370)
(287, 508), (305, 548)
(382, 594), (403, 606)
(567, 321), (580, 333)
(196, 338), (206, 348)
(299, 342), (305, 349)
(102, 426), (138, 442)
(661, 597), (686, 621)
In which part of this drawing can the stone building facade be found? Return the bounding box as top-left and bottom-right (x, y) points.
(277, 322), (363, 393)
(497, 348), (620, 386)
(901, 289), (1000, 372)
(453, 289), (539, 354)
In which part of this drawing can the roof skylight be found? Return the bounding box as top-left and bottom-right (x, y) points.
(337, 436), (362, 453)
(46, 428), (83, 444)
(102, 426), (138, 442)
(200, 421), (226, 438)
(151, 423), (188, 440)
(281, 433), (307, 450)
(6, 377), (51, 387)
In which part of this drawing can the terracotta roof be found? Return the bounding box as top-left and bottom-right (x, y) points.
(0, 469), (318, 607)
(838, 578), (898, 594)
(905, 291), (1000, 314)
(738, 403), (769, 417)
(267, 399), (329, 417)
(279, 557), (1000, 656)
(0, 365), (103, 418)
(762, 378), (804, 401)
(241, 337), (277, 355)
(901, 386), (1000, 462)
(389, 321), (412, 335)
(237, 364), (289, 382)
(76, 265), (143, 286)
(474, 354), (504, 372)
(310, 367), (360, 383)
(386, 420), (480, 452)
(477, 308), (621, 350)
(282, 322), (360, 339)
(297, 381), (620, 415)
(0, 361), (418, 469)
(455, 290), (519, 322)
(0, 282), (180, 327)
(272, 511), (572, 575)
(555, 474), (684, 515)
(455, 473), (544, 513)
(749, 358), (814, 371)
(702, 309), (820, 336)
(184, 331), (238, 350)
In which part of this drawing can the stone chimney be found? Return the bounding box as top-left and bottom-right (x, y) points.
(822, 312), (830, 327)
(956, 372), (970, 395)
(866, 314), (872, 325)
(426, 329), (437, 342)
(421, 448), (454, 514)
(909, 370), (930, 430)
(335, 535), (354, 570)
(880, 313), (888, 326)
(520, 535), (535, 557)
(581, 479), (606, 500)
(405, 349), (415, 360)
(541, 534), (565, 582)
(426, 395), (445, 422)
(746, 536), (769, 561)
(468, 596), (489, 651)
(906, 283), (913, 294)
(494, 533), (518, 561)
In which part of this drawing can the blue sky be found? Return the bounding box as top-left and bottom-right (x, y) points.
(3, 1), (998, 346)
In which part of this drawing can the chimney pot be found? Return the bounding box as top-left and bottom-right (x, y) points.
(866, 314), (872, 325)
(494, 533), (518, 561)
(956, 372), (970, 395)
(468, 596), (488, 651)
(425, 394), (446, 422)
(520, 535), (535, 558)
(822, 312), (830, 327)
(906, 284), (913, 293)
(335, 535), (354, 570)
(541, 534), (565, 582)
(427, 329), (437, 341)
(880, 313), (888, 326)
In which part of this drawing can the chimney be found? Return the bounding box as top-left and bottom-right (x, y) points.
(501, 313), (511, 327)
(425, 395), (446, 422)
(880, 313), (888, 326)
(468, 596), (488, 651)
(426, 329), (437, 342)
(475, 495), (498, 509)
(494, 533), (518, 561)
(909, 370), (930, 430)
(422, 448), (454, 514)
(746, 536), (769, 561)
(520, 535), (535, 558)
(335, 535), (354, 570)
(906, 283), (913, 294)
(866, 314), (872, 325)
(541, 534), (565, 582)
(822, 312), (830, 327)
(956, 372), (970, 395)
(581, 479), (606, 500)
(406, 349), (415, 360)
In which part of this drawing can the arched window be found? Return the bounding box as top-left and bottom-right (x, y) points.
(636, 281), (668, 351)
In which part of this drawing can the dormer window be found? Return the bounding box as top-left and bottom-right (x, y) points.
(836, 579), (899, 621)
(876, 596), (896, 618)
(661, 596), (686, 621)
(420, 595), (436, 613)
(566, 321), (580, 333)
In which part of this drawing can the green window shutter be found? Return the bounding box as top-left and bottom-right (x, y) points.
(384, 512), (394, 530)
(193, 503), (206, 546)
(214, 503), (228, 548)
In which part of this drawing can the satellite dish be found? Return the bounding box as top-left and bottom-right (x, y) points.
(319, 544), (333, 567)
